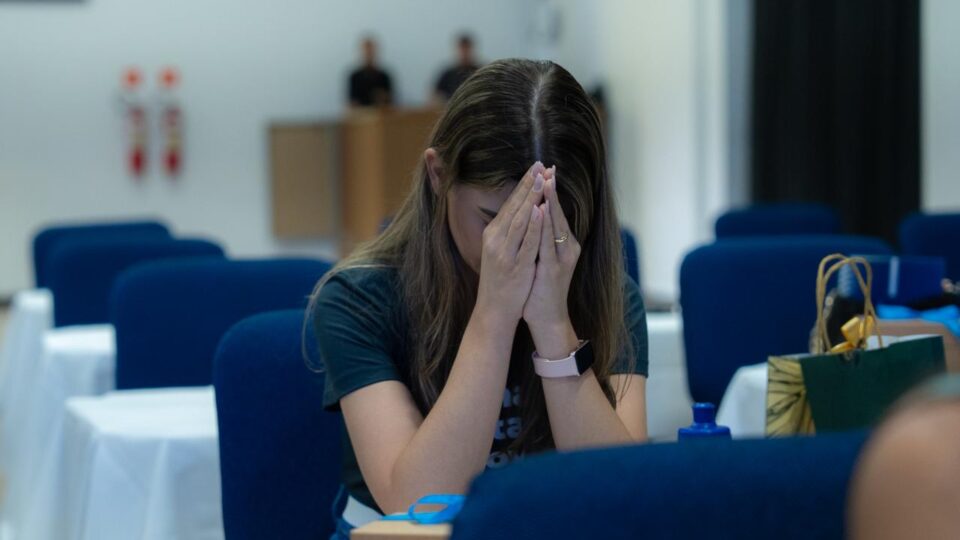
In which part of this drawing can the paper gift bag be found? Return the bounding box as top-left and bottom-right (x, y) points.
(766, 254), (947, 436)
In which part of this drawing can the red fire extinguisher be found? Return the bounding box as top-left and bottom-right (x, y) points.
(121, 67), (147, 178)
(159, 67), (183, 178)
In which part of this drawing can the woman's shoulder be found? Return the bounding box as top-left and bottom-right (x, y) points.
(324, 264), (399, 289)
(313, 265), (402, 316)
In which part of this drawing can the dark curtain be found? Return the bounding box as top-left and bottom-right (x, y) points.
(751, 0), (920, 245)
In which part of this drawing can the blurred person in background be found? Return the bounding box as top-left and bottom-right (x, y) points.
(348, 36), (393, 108)
(433, 33), (480, 102)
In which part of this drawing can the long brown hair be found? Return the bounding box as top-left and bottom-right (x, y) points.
(308, 59), (631, 454)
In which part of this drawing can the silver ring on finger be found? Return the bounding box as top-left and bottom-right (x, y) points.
(554, 231), (569, 244)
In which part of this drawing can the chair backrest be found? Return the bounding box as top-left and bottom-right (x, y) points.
(111, 258), (333, 390)
(214, 309), (342, 540)
(32, 220), (170, 288)
(899, 212), (960, 281)
(715, 203), (841, 238)
(680, 235), (892, 404)
(47, 237), (224, 327)
(620, 227), (641, 286)
(452, 431), (869, 540)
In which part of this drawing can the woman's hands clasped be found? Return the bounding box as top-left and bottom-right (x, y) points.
(475, 162), (581, 350)
(475, 162), (545, 322)
(521, 165), (581, 344)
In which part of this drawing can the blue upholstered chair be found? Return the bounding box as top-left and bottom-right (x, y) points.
(32, 220), (170, 288)
(899, 212), (960, 281)
(680, 236), (892, 405)
(110, 258), (332, 390)
(214, 309), (341, 540)
(452, 431), (869, 540)
(620, 227), (641, 286)
(715, 204), (841, 239)
(46, 237), (224, 327)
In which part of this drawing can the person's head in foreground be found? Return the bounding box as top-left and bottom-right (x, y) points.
(849, 374), (960, 540)
(310, 58), (648, 527)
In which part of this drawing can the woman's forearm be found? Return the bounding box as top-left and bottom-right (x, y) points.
(385, 307), (515, 512)
(533, 320), (639, 450)
(542, 369), (637, 450)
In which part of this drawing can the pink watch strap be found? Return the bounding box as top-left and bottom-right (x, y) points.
(532, 342), (585, 378)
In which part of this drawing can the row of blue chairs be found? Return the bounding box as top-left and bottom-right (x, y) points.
(717, 204), (960, 281)
(31, 219), (332, 390)
(35, 213), (957, 539)
(27, 220), (338, 538)
(216, 239), (937, 538)
(34, 220), (223, 327)
(680, 235), (893, 405)
(213, 308), (870, 539)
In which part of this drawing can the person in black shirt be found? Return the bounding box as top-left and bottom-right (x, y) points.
(348, 37), (393, 107)
(433, 33), (480, 102)
(312, 59), (649, 538)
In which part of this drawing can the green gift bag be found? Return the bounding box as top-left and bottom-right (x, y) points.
(766, 254), (947, 436)
(800, 335), (944, 432)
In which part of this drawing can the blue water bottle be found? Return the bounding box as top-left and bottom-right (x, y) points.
(678, 403), (731, 440)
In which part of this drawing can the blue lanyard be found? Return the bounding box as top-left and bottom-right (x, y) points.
(380, 494), (466, 525)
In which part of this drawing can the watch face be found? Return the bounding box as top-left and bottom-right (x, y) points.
(574, 340), (595, 375)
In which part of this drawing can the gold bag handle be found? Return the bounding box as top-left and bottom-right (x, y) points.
(814, 254), (883, 354)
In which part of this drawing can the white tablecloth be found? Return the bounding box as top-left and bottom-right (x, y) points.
(645, 312), (692, 441)
(716, 363), (768, 438)
(0, 289), (53, 450)
(0, 289), (53, 521)
(0, 289), (53, 409)
(2, 325), (115, 539)
(0, 309), (687, 539)
(46, 387), (223, 540)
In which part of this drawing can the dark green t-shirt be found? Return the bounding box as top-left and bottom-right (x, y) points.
(312, 266), (649, 512)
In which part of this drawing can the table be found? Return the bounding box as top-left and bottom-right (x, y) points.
(0, 310), (690, 539)
(645, 312), (692, 441)
(0, 289), (52, 524)
(716, 363), (768, 438)
(2, 325), (115, 539)
(0, 289), (53, 454)
(40, 387), (222, 540)
(0, 289), (53, 412)
(351, 520), (450, 539)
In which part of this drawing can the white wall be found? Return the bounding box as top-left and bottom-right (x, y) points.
(922, 0), (960, 211)
(0, 0), (539, 296)
(549, 0), (731, 301)
(11, 1), (950, 300)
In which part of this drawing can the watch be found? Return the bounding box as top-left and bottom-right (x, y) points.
(532, 340), (594, 378)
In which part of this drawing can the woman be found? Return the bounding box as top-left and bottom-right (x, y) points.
(310, 59), (649, 538)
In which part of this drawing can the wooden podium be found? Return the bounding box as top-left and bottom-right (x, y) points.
(270, 108), (440, 252)
(340, 107), (440, 247)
